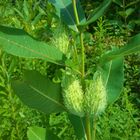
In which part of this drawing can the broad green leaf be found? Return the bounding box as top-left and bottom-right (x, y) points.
(118, 8), (135, 18)
(0, 25), (64, 65)
(68, 114), (86, 140)
(27, 126), (46, 140)
(113, 0), (123, 7)
(132, 20), (140, 25)
(12, 71), (65, 114)
(100, 57), (124, 103)
(27, 126), (61, 140)
(80, 0), (112, 26)
(48, 0), (86, 32)
(125, 8), (135, 18)
(100, 33), (140, 64)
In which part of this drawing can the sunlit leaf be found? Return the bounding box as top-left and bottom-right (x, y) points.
(27, 126), (46, 140)
(0, 25), (64, 65)
(27, 126), (61, 140)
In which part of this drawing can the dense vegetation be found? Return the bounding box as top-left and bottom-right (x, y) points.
(0, 0), (140, 140)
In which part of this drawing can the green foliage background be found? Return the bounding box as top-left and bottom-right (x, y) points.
(0, 0), (140, 139)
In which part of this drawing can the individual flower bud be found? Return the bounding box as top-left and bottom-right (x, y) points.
(62, 75), (85, 117)
(85, 74), (107, 116)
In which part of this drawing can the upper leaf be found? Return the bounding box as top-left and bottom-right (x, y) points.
(100, 33), (140, 64)
(12, 71), (65, 114)
(0, 25), (64, 65)
(48, 0), (86, 32)
(80, 0), (112, 26)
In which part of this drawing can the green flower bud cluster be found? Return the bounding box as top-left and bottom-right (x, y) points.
(85, 75), (107, 116)
(62, 75), (85, 117)
(52, 26), (69, 55)
(62, 72), (107, 117)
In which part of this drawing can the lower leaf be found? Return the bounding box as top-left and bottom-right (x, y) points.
(12, 70), (65, 114)
(68, 114), (86, 140)
(27, 126), (61, 140)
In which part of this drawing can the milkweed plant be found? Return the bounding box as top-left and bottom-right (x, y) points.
(0, 0), (140, 140)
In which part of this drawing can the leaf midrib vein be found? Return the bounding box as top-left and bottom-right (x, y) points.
(60, 0), (77, 31)
(29, 84), (64, 109)
(0, 36), (59, 62)
(103, 44), (140, 62)
(30, 129), (42, 140)
(105, 61), (112, 87)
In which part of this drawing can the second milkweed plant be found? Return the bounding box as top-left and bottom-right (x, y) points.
(0, 0), (140, 140)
